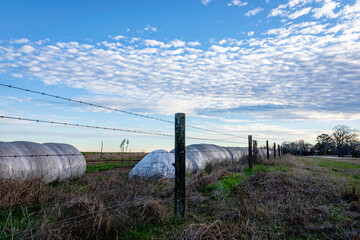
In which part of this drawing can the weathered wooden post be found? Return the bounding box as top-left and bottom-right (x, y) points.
(248, 135), (253, 170)
(266, 140), (269, 160)
(274, 143), (276, 159)
(278, 144), (281, 158)
(174, 113), (185, 221)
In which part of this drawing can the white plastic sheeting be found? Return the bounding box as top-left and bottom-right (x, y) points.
(129, 150), (195, 178)
(129, 144), (258, 179)
(0, 141), (86, 183)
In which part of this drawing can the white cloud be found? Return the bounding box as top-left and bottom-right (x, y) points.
(188, 41), (201, 47)
(245, 7), (264, 17)
(11, 73), (23, 78)
(312, 0), (340, 19)
(288, 0), (312, 8)
(219, 39), (227, 45)
(268, 7), (286, 17)
(247, 31), (254, 36)
(201, 0), (212, 6)
(20, 45), (35, 53)
(227, 0), (248, 7)
(35, 39), (50, 45)
(143, 39), (170, 48)
(209, 45), (230, 53)
(10, 38), (29, 44)
(144, 25), (157, 32)
(1, 1), (360, 123)
(288, 7), (312, 19)
(109, 35), (126, 41)
(171, 39), (186, 48)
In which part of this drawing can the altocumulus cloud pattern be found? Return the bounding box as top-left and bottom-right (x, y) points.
(1, 0), (360, 122)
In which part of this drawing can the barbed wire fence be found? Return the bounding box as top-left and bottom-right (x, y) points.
(0, 83), (284, 239)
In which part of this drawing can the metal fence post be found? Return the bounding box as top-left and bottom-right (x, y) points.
(248, 135), (253, 170)
(266, 140), (269, 160)
(174, 113), (185, 221)
(274, 143), (276, 159)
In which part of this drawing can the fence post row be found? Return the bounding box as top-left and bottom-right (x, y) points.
(174, 113), (186, 221)
(266, 140), (269, 160)
(274, 143), (276, 159)
(248, 135), (253, 170)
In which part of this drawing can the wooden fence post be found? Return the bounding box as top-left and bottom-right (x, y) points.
(278, 144), (281, 158)
(174, 113), (185, 221)
(274, 143), (276, 159)
(248, 135), (253, 170)
(266, 140), (269, 160)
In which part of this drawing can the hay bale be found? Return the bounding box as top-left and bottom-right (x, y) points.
(0, 141), (86, 183)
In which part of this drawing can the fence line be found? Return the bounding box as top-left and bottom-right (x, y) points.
(0, 115), (244, 144)
(0, 115), (174, 137)
(0, 83), (173, 124)
(0, 84), (287, 235)
(0, 83), (249, 140)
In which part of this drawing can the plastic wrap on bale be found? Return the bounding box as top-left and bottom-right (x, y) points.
(0, 141), (86, 183)
(129, 150), (195, 178)
(130, 144), (251, 179)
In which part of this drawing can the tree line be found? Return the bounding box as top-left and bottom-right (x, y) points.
(282, 125), (359, 157)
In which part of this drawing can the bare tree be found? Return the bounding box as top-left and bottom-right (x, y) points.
(119, 138), (130, 160)
(332, 125), (358, 157)
(315, 134), (335, 156)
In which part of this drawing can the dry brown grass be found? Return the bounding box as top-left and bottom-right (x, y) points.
(1, 154), (360, 239)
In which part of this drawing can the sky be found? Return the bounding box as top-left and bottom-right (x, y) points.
(0, 0), (360, 152)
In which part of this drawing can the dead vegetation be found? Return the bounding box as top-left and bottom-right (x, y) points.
(1, 155), (360, 239)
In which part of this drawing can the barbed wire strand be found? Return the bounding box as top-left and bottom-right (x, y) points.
(0, 83), (173, 124)
(0, 115), (173, 137)
(0, 84), (248, 139)
(0, 115), (243, 144)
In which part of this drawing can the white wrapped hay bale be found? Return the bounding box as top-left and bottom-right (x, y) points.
(129, 150), (175, 178)
(129, 150), (195, 178)
(130, 144), (250, 179)
(0, 141), (86, 183)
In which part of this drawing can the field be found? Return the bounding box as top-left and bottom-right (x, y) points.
(83, 152), (146, 173)
(0, 155), (359, 239)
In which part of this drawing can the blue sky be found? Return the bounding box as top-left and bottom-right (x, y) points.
(0, 0), (360, 152)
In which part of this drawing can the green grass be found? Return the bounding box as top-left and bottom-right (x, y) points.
(203, 165), (275, 195)
(86, 158), (141, 162)
(81, 152), (144, 154)
(304, 156), (360, 188)
(310, 157), (360, 170)
(86, 162), (137, 173)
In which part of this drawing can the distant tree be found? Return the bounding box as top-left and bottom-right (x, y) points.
(119, 138), (130, 160)
(315, 134), (335, 156)
(282, 140), (314, 156)
(332, 125), (358, 157)
(348, 139), (360, 158)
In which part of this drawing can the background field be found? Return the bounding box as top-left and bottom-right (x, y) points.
(1, 155), (359, 239)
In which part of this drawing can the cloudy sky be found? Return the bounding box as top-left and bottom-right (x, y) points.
(0, 0), (359, 151)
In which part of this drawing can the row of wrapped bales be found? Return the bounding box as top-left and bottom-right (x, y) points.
(130, 144), (260, 179)
(0, 141), (86, 183)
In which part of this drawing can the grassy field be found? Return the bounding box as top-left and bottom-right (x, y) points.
(0, 155), (359, 239)
(86, 161), (138, 173)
